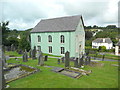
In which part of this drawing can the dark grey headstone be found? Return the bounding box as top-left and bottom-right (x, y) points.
(22, 50), (28, 62)
(84, 56), (88, 65)
(38, 52), (44, 66)
(65, 51), (70, 68)
(58, 58), (60, 64)
(61, 57), (65, 63)
(74, 58), (79, 68)
(32, 46), (37, 59)
(11, 44), (14, 51)
(29, 49), (32, 58)
(78, 55), (84, 67)
(102, 54), (105, 61)
(88, 56), (91, 65)
(18, 49), (23, 54)
(44, 55), (48, 61)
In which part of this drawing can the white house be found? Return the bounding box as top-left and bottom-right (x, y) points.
(115, 41), (120, 55)
(92, 38), (113, 49)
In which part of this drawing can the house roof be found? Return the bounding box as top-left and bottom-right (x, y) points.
(116, 41), (120, 46)
(31, 15), (84, 33)
(92, 38), (113, 43)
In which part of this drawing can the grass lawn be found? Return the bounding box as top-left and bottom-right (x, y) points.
(89, 53), (120, 60)
(6, 57), (118, 88)
(5, 51), (22, 57)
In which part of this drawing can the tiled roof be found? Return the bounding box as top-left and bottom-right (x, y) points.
(92, 38), (113, 43)
(31, 15), (83, 32)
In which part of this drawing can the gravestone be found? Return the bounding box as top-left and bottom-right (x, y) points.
(38, 52), (44, 66)
(22, 50), (28, 62)
(29, 49), (32, 58)
(88, 56), (91, 65)
(11, 44), (14, 51)
(58, 58), (60, 64)
(84, 56), (88, 65)
(65, 51), (70, 68)
(32, 46), (36, 59)
(61, 57), (65, 63)
(36, 50), (41, 59)
(78, 55), (84, 67)
(102, 54), (105, 61)
(18, 49), (23, 54)
(5, 46), (10, 51)
(44, 55), (48, 61)
(74, 58), (78, 68)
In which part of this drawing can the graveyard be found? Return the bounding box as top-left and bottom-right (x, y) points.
(3, 49), (118, 88)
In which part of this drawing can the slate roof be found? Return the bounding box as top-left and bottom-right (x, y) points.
(92, 38), (113, 43)
(116, 41), (120, 46)
(31, 15), (83, 33)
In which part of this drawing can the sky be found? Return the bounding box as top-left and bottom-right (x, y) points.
(0, 0), (119, 30)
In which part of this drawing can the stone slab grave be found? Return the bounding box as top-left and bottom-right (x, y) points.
(51, 67), (81, 78)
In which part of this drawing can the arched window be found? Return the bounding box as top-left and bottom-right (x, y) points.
(61, 47), (65, 54)
(38, 35), (41, 42)
(48, 35), (52, 42)
(60, 35), (65, 43)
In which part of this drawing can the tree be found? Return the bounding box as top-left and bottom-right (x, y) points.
(98, 46), (106, 52)
(7, 37), (19, 46)
(19, 36), (30, 51)
(0, 21), (10, 45)
(85, 31), (93, 40)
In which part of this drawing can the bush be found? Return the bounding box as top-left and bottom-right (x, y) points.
(98, 46), (106, 52)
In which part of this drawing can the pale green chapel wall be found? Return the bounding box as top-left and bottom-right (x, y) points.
(31, 31), (75, 57)
(75, 19), (85, 57)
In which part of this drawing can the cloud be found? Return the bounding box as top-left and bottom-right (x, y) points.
(0, 0), (119, 30)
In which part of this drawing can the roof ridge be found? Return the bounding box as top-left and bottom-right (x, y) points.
(41, 15), (82, 21)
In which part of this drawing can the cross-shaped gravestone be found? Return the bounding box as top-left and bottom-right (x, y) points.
(22, 50), (28, 62)
(65, 51), (70, 68)
(44, 55), (48, 61)
(74, 58), (78, 68)
(58, 58), (60, 64)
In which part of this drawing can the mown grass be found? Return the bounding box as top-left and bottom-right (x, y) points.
(6, 57), (118, 88)
(89, 53), (119, 60)
(5, 51), (22, 57)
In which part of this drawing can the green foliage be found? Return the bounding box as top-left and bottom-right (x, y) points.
(19, 37), (30, 51)
(98, 46), (106, 52)
(85, 31), (93, 40)
(7, 37), (19, 46)
(85, 40), (92, 46)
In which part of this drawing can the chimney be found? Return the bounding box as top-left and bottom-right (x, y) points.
(103, 38), (105, 43)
